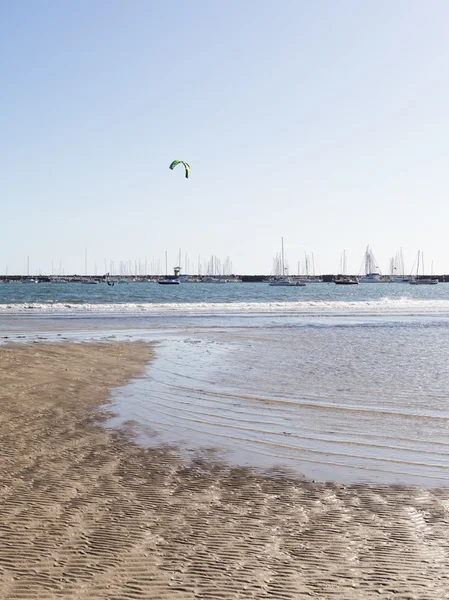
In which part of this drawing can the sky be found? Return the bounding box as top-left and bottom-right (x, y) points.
(1, 0), (449, 275)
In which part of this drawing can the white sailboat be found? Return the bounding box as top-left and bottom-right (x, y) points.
(391, 248), (410, 282)
(359, 245), (391, 283)
(269, 238), (305, 287)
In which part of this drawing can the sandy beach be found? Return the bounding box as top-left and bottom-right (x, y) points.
(0, 341), (448, 599)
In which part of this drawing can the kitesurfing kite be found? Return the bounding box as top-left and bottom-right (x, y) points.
(169, 160), (190, 179)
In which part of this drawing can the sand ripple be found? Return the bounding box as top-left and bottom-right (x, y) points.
(0, 342), (448, 598)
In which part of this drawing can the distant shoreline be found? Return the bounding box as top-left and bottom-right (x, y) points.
(0, 274), (446, 282)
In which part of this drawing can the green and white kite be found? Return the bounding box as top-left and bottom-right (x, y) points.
(169, 160), (190, 179)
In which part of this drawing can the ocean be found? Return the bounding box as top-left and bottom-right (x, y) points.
(2, 280), (449, 487)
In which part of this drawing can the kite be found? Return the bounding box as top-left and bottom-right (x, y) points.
(169, 160), (190, 179)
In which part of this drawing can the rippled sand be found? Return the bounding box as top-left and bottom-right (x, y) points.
(1, 341), (449, 599)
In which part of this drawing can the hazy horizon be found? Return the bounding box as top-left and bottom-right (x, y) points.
(2, 244), (440, 277)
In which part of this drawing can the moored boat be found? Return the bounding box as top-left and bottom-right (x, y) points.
(359, 246), (391, 282)
(334, 276), (359, 285)
(409, 278), (438, 285)
(269, 238), (306, 287)
(409, 251), (438, 284)
(269, 279), (306, 287)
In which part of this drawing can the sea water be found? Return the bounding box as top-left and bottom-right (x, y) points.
(1, 281), (449, 486)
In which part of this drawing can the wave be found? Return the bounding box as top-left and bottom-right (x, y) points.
(1, 297), (449, 316)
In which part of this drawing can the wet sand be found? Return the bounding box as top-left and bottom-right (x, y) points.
(0, 342), (449, 599)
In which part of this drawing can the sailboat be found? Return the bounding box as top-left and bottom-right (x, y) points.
(409, 251), (438, 285)
(359, 245), (391, 283)
(269, 238), (305, 287)
(334, 250), (358, 284)
(390, 248), (410, 282)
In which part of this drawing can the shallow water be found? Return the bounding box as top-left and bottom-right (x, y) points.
(2, 282), (449, 486)
(104, 320), (449, 486)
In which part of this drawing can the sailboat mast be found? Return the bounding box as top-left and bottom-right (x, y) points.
(281, 237), (285, 275)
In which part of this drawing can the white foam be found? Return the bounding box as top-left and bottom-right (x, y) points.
(1, 298), (449, 316)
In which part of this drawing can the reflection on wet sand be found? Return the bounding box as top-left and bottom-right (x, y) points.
(110, 325), (449, 486)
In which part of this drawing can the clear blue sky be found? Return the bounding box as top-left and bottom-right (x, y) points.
(1, 0), (449, 275)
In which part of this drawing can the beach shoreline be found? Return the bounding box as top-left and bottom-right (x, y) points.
(0, 341), (448, 599)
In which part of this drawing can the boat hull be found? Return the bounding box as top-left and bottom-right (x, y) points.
(269, 281), (306, 287)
